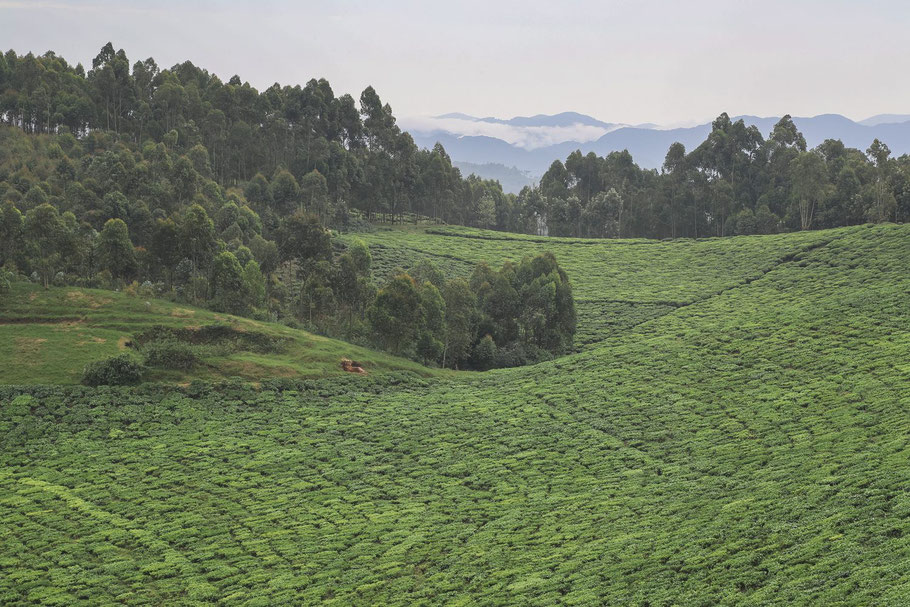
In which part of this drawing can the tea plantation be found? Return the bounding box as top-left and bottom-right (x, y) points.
(2, 223), (910, 605)
(339, 224), (847, 347)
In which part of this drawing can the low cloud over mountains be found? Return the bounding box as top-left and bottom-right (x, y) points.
(402, 112), (910, 192)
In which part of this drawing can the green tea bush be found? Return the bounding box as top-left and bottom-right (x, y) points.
(141, 339), (200, 370)
(81, 354), (144, 386)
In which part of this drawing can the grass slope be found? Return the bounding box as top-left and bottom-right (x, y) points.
(0, 283), (439, 384)
(1, 224), (909, 605)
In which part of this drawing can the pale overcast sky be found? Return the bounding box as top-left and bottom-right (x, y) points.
(1, 0), (908, 124)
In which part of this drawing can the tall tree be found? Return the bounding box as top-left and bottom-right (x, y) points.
(368, 273), (421, 355)
(97, 218), (136, 281)
(441, 278), (477, 369)
(180, 204), (216, 299)
(790, 151), (829, 230)
(23, 203), (67, 288)
(210, 251), (245, 314)
(0, 200), (24, 268)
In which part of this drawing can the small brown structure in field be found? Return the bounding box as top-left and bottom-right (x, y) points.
(340, 358), (367, 374)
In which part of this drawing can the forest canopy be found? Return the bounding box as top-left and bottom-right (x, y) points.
(0, 42), (906, 368)
(1, 44), (907, 240)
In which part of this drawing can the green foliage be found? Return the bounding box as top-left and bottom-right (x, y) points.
(300, 169), (329, 219)
(10, 44), (907, 241)
(249, 234), (279, 276)
(80, 353), (144, 386)
(513, 251), (576, 353)
(471, 333), (496, 370)
(0, 284), (440, 384)
(180, 204), (216, 269)
(297, 260), (336, 329)
(22, 203), (65, 288)
(2, 42), (910, 603)
(341, 223), (844, 348)
(415, 281), (445, 364)
(140, 339), (199, 370)
(133, 324), (291, 355)
(242, 259), (266, 310)
(367, 253), (574, 368)
(209, 251), (245, 314)
(1, 225), (909, 604)
(276, 212), (332, 263)
(441, 277), (477, 368)
(0, 268), (11, 296)
(2, 43), (908, 361)
(0, 200), (24, 267)
(269, 168), (300, 216)
(97, 217), (136, 281)
(368, 273), (421, 355)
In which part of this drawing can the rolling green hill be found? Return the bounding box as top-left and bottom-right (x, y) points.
(0, 283), (440, 384)
(339, 224), (858, 347)
(2, 224), (910, 605)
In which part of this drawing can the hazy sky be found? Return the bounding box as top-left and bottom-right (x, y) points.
(2, 0), (908, 124)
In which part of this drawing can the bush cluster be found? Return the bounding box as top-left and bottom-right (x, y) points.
(140, 339), (200, 370)
(80, 354), (144, 386)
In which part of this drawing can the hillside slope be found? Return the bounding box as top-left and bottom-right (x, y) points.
(2, 224), (909, 605)
(0, 283), (439, 384)
(340, 224), (858, 348)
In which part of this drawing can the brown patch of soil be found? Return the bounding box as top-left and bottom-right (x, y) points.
(15, 337), (48, 356)
(65, 291), (112, 308)
(219, 360), (298, 378)
(77, 336), (107, 345)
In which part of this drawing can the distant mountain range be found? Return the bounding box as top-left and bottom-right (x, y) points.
(401, 112), (910, 193)
(451, 161), (537, 193)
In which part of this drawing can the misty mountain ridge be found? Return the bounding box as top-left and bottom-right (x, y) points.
(405, 112), (910, 192)
(436, 111), (618, 129)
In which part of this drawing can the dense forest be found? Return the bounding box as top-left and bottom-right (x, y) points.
(528, 114), (910, 238)
(0, 122), (575, 370)
(3, 45), (908, 243)
(1, 42), (907, 367)
(0, 45), (578, 370)
(0, 43), (508, 226)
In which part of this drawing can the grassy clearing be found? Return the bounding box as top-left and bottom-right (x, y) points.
(0, 283), (442, 384)
(1, 224), (909, 604)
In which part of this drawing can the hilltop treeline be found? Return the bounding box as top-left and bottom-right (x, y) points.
(525, 114), (910, 238)
(0, 43), (580, 370)
(0, 44), (507, 226)
(2, 45), (908, 241)
(369, 254), (576, 369)
(0, 124), (574, 369)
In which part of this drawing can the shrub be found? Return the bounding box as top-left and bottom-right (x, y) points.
(133, 324), (289, 354)
(494, 342), (552, 368)
(81, 354), (144, 386)
(141, 339), (199, 370)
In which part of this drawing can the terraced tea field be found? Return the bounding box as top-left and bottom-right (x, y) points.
(340, 225), (853, 347)
(2, 224), (910, 605)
